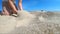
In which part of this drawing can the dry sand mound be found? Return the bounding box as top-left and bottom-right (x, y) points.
(16, 10), (36, 27)
(0, 10), (60, 34)
(0, 16), (16, 33)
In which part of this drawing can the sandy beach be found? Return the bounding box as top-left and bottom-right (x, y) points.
(0, 10), (60, 34)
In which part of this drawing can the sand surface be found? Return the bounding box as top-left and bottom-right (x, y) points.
(0, 10), (60, 34)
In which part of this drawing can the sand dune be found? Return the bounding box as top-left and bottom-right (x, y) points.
(0, 10), (60, 34)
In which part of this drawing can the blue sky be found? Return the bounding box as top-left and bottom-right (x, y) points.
(0, 0), (60, 11)
(0, 0), (2, 11)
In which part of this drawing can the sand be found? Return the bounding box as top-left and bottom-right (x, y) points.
(0, 10), (60, 34)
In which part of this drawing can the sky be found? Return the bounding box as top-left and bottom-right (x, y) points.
(0, 0), (60, 11)
(0, 0), (2, 11)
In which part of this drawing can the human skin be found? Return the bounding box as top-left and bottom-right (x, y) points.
(3, 0), (23, 15)
(8, 0), (17, 14)
(9, 0), (23, 10)
(2, 0), (23, 15)
(3, 7), (9, 15)
(8, 0), (23, 13)
(18, 0), (23, 10)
